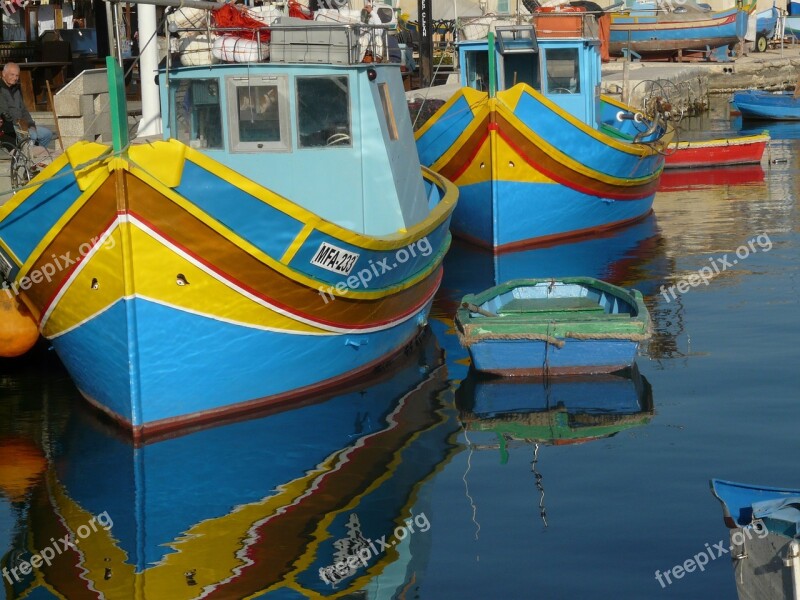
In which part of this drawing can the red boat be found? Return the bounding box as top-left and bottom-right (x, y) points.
(664, 132), (769, 169)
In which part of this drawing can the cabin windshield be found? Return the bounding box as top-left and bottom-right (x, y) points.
(296, 75), (352, 148)
(173, 79), (224, 149)
(502, 53), (540, 91)
(544, 48), (580, 94)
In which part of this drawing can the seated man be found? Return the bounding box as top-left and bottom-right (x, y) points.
(0, 62), (54, 148)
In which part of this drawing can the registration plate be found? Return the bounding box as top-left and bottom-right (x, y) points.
(310, 242), (360, 276)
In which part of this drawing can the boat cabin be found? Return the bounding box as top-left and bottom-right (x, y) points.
(458, 12), (601, 125)
(158, 21), (433, 237)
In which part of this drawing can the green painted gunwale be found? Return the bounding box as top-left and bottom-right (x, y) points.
(455, 277), (651, 340)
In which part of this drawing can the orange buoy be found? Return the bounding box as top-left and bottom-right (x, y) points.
(0, 289), (39, 357)
(0, 437), (47, 502)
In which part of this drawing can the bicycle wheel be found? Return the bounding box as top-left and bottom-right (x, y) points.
(9, 150), (32, 191)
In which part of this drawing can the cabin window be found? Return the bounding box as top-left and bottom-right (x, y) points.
(544, 48), (580, 94)
(173, 78), (224, 149)
(378, 83), (399, 141)
(296, 76), (351, 148)
(502, 53), (540, 91)
(463, 50), (490, 92)
(226, 76), (290, 152)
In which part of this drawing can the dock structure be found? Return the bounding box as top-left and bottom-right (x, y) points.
(601, 44), (800, 115)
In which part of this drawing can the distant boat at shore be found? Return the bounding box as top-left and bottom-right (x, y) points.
(608, 0), (749, 60)
(733, 90), (800, 121)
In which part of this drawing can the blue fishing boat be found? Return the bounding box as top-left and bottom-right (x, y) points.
(455, 277), (651, 376)
(414, 10), (670, 251)
(1, 332), (458, 598)
(711, 479), (800, 600)
(732, 90), (800, 121)
(608, 0), (749, 60)
(0, 3), (457, 439)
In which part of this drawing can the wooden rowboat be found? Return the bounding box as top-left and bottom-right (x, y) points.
(664, 132), (769, 169)
(455, 277), (651, 376)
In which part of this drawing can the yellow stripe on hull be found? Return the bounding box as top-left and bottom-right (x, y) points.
(497, 87), (666, 159)
(43, 219), (329, 337)
(494, 99), (660, 187)
(454, 130), (557, 187)
(128, 140), (456, 250)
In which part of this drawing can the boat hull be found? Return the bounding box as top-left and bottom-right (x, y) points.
(415, 87), (664, 250)
(664, 133), (768, 168)
(711, 479), (800, 600)
(455, 277), (651, 376)
(0, 141), (457, 437)
(733, 90), (800, 121)
(609, 7), (747, 57)
(467, 337), (641, 376)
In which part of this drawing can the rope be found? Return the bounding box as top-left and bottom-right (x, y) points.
(459, 331), (566, 348)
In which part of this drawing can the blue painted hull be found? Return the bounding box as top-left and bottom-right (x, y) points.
(51, 296), (433, 428)
(453, 180), (655, 249)
(733, 90), (800, 121)
(468, 338), (640, 376)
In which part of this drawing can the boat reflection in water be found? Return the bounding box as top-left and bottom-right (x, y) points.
(456, 366), (654, 450)
(440, 213), (667, 305)
(657, 163), (766, 192)
(454, 367), (654, 526)
(0, 331), (459, 599)
(453, 367), (653, 527)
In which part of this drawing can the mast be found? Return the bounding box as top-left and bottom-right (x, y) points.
(137, 4), (162, 136)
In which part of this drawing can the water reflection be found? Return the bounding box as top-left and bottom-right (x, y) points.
(455, 367), (653, 450)
(0, 332), (459, 599)
(454, 367), (653, 527)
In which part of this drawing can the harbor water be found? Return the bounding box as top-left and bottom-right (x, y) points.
(0, 117), (798, 598)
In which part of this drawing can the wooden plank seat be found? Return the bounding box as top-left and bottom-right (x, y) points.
(499, 296), (605, 314)
(490, 311), (633, 322)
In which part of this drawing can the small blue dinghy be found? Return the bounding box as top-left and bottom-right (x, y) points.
(455, 277), (651, 376)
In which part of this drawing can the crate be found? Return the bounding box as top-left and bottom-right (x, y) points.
(270, 17), (358, 64)
(531, 8), (586, 39)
